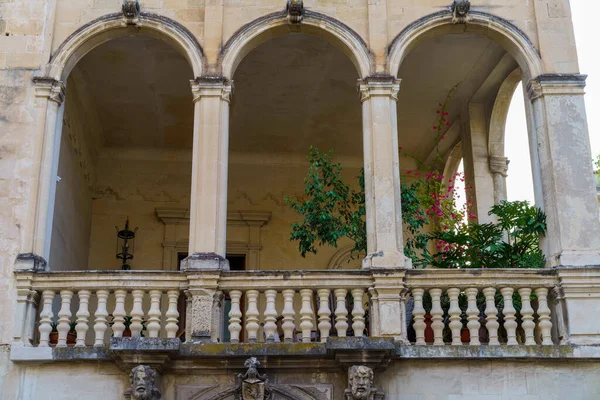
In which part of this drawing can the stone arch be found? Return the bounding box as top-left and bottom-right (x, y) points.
(327, 245), (362, 270)
(220, 10), (373, 79)
(443, 141), (463, 188)
(489, 68), (522, 158)
(387, 11), (543, 81)
(46, 12), (205, 81)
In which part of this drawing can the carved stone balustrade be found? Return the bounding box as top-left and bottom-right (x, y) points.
(13, 267), (600, 353)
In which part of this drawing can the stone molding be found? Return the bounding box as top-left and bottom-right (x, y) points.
(489, 156), (509, 177)
(527, 74), (587, 101)
(32, 77), (66, 105)
(387, 10), (543, 79)
(220, 10), (373, 79)
(357, 76), (401, 102)
(190, 77), (233, 103)
(46, 11), (205, 81)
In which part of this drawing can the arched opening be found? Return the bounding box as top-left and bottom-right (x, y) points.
(226, 33), (363, 271)
(48, 34), (195, 271)
(391, 13), (542, 227)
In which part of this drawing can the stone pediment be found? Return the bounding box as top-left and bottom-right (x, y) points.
(176, 384), (332, 400)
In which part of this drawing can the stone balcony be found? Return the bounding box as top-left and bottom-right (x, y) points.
(10, 267), (600, 370)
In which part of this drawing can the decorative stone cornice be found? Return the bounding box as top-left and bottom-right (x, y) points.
(357, 76), (402, 103)
(527, 74), (587, 101)
(190, 76), (233, 103)
(15, 253), (48, 271)
(489, 156), (509, 177)
(32, 77), (66, 105)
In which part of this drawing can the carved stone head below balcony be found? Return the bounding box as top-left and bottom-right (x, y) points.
(127, 365), (161, 400)
(345, 365), (384, 400)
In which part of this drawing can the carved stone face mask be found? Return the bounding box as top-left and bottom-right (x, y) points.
(349, 366), (373, 399)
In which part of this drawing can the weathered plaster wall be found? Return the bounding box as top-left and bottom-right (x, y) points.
(379, 359), (600, 400)
(86, 150), (362, 271)
(48, 78), (96, 271)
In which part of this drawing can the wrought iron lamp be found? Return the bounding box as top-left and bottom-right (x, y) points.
(116, 218), (138, 270)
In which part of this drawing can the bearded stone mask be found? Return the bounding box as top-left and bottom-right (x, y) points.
(348, 366), (374, 400)
(129, 365), (161, 400)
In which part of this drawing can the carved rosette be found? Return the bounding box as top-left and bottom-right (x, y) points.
(345, 366), (384, 400)
(451, 0), (471, 24)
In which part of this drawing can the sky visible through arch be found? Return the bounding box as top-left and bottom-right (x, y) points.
(505, 0), (600, 204)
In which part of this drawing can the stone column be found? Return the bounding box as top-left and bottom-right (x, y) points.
(182, 77), (233, 271)
(489, 156), (509, 205)
(461, 103), (496, 224)
(527, 74), (600, 267)
(16, 78), (66, 271)
(358, 77), (410, 269)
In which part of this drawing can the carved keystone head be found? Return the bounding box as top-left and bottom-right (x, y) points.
(348, 365), (374, 400)
(452, 0), (471, 17)
(129, 365), (161, 400)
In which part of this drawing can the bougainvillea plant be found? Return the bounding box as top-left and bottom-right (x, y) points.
(286, 88), (547, 268)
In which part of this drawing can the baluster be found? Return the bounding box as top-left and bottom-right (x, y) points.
(245, 290), (260, 343)
(430, 289), (444, 345)
(130, 290), (145, 338)
(112, 290), (127, 338)
(518, 288), (535, 345)
(535, 288), (553, 345)
(317, 289), (332, 343)
(147, 290), (162, 338)
(75, 290), (91, 347)
(500, 287), (517, 345)
(93, 290), (109, 347)
(465, 288), (480, 345)
(334, 288), (348, 338)
(483, 287), (499, 345)
(57, 290), (73, 348)
(299, 289), (314, 342)
(412, 288), (426, 345)
(38, 290), (55, 347)
(282, 289), (296, 342)
(228, 290), (243, 344)
(351, 289), (366, 337)
(165, 290), (180, 339)
(264, 289), (278, 343)
(447, 288), (462, 345)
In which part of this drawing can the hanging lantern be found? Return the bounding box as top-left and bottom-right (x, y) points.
(115, 218), (138, 271)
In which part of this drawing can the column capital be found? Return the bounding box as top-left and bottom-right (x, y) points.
(527, 73), (587, 101)
(489, 156), (509, 177)
(357, 75), (402, 103)
(190, 76), (233, 103)
(32, 77), (66, 104)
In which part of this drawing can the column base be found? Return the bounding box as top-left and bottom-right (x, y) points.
(180, 253), (230, 271)
(362, 251), (413, 269)
(14, 253), (48, 271)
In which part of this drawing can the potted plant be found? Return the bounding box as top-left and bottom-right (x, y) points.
(49, 322), (77, 346)
(109, 315), (145, 337)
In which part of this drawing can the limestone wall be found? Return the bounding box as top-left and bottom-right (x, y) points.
(2, 358), (600, 399)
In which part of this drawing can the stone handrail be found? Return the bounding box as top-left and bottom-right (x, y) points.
(404, 269), (560, 346)
(14, 268), (574, 349)
(218, 270), (375, 343)
(14, 271), (187, 347)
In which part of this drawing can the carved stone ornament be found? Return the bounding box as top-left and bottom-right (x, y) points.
(451, 0), (471, 24)
(287, 0), (304, 24)
(126, 365), (161, 400)
(122, 0), (141, 26)
(235, 358), (273, 400)
(344, 366), (384, 400)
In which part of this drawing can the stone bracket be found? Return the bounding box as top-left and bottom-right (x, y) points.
(109, 337), (180, 372)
